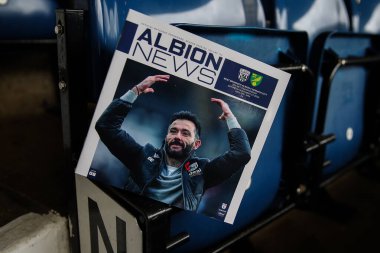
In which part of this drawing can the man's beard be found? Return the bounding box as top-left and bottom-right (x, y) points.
(164, 139), (194, 160)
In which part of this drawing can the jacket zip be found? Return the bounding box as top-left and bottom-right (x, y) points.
(175, 153), (194, 209)
(140, 149), (194, 208)
(140, 151), (163, 195)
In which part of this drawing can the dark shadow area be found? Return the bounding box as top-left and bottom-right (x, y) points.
(221, 159), (380, 253)
(0, 44), (68, 226)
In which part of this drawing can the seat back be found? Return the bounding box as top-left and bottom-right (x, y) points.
(309, 32), (380, 177)
(272, 0), (380, 179)
(166, 25), (309, 253)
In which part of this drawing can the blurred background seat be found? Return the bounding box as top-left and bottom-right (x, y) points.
(87, 0), (267, 101)
(308, 32), (380, 180)
(0, 0), (61, 40)
(274, 0), (350, 45)
(346, 0), (380, 33)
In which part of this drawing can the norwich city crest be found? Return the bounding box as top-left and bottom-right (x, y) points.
(250, 73), (263, 87)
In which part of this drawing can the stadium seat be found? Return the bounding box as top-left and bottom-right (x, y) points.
(308, 32), (380, 182)
(163, 25), (309, 253)
(270, 0), (380, 195)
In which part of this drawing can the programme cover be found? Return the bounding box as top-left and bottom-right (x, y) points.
(75, 10), (290, 224)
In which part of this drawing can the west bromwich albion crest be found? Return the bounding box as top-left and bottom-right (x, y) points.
(238, 68), (250, 82)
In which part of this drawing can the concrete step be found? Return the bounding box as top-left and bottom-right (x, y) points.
(0, 211), (69, 253)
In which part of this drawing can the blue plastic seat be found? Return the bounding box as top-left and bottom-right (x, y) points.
(308, 32), (380, 178)
(271, 0), (380, 185)
(162, 25), (309, 252)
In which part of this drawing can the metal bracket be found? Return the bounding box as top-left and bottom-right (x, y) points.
(56, 9), (88, 169)
(56, 9), (87, 253)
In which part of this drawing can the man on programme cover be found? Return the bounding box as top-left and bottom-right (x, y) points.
(95, 74), (251, 211)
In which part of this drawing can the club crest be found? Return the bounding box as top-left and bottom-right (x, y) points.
(250, 72), (263, 87)
(238, 68), (250, 82)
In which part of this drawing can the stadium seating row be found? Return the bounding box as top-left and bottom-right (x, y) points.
(2, 0), (379, 252)
(51, 1), (380, 252)
(77, 1), (380, 252)
(168, 24), (380, 253)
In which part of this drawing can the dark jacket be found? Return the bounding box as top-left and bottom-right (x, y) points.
(95, 98), (251, 211)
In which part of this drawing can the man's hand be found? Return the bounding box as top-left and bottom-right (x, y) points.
(211, 98), (234, 120)
(133, 75), (170, 95)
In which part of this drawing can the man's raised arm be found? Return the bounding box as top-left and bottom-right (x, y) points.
(120, 74), (170, 102)
(210, 98), (242, 130)
(204, 98), (251, 188)
(95, 75), (170, 168)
